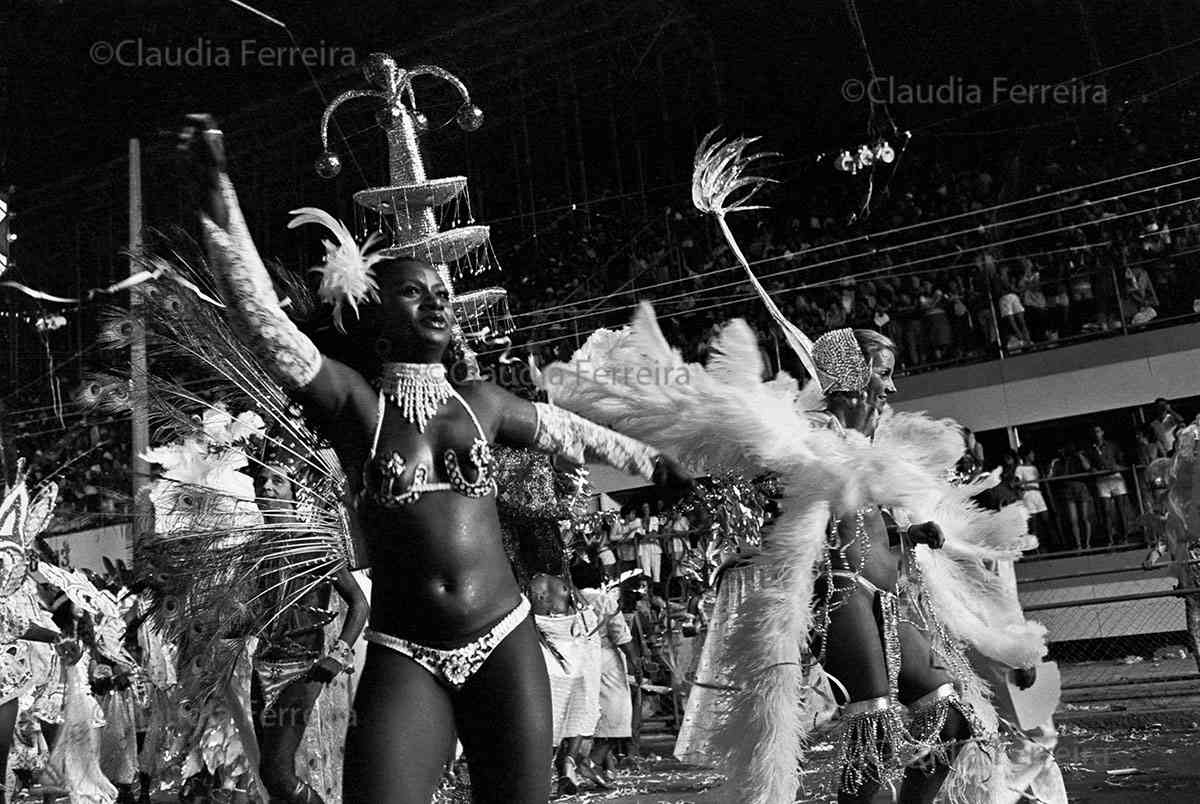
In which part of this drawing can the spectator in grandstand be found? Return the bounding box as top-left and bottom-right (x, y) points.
(1016, 445), (1056, 551)
(996, 266), (1033, 349)
(636, 502), (664, 592)
(1048, 442), (1095, 552)
(1086, 423), (1131, 543)
(1150, 397), (1186, 455)
(919, 279), (952, 363)
(1018, 259), (1049, 342)
(1135, 426), (1165, 467)
(1123, 262), (1159, 326)
(612, 509), (641, 575)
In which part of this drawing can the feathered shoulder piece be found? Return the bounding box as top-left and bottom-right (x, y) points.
(871, 409), (968, 478)
(288, 207), (385, 332)
(1, 460), (58, 602)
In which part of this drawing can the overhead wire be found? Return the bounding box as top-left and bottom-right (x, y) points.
(490, 165), (1200, 339)
(504, 152), (1200, 321)
(487, 189), (1200, 355)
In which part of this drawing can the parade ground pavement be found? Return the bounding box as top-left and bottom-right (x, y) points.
(558, 720), (1200, 803)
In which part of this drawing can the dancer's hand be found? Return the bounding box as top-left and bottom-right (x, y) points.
(307, 655), (346, 684)
(651, 455), (693, 490)
(54, 637), (83, 665)
(909, 521), (945, 549)
(176, 113), (229, 227)
(1012, 666), (1037, 690)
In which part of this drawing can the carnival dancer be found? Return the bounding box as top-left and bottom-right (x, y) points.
(576, 584), (634, 784)
(2, 463), (133, 804)
(966, 561), (1067, 804)
(537, 132), (1047, 804)
(177, 53), (689, 804)
(529, 574), (601, 795)
(1143, 417), (1200, 672)
(251, 444), (368, 804)
(1, 469), (70, 804)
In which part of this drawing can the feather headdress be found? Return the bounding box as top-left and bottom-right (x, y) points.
(692, 129), (821, 388)
(288, 207), (385, 333)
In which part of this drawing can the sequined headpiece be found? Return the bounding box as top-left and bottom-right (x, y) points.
(299, 53), (513, 376)
(812, 328), (871, 394)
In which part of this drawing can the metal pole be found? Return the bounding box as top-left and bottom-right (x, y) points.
(1113, 251), (1129, 333)
(986, 282), (1004, 359)
(1022, 586), (1200, 612)
(129, 139), (151, 546)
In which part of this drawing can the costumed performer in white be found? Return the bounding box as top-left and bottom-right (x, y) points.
(1143, 417), (1200, 672)
(537, 132), (1048, 804)
(1, 469), (81, 804)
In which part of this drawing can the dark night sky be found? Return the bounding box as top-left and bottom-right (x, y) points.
(5, 0), (1200, 295)
(10, 0), (1196, 190)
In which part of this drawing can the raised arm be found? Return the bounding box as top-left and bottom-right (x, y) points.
(180, 116), (372, 423)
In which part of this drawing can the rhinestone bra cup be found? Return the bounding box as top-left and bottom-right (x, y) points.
(364, 439), (496, 507)
(360, 375), (497, 508)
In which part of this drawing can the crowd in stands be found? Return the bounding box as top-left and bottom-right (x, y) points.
(7, 100), (1200, 536)
(958, 397), (1195, 554)
(1, 386), (133, 532)
(499, 102), (1200, 377)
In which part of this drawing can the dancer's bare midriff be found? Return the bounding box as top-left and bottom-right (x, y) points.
(825, 505), (901, 592)
(363, 498), (523, 646)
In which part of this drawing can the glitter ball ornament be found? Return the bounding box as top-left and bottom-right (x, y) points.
(456, 103), (484, 132)
(314, 150), (342, 179)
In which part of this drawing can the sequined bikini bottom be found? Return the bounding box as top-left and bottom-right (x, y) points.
(364, 596), (531, 690)
(255, 657), (314, 713)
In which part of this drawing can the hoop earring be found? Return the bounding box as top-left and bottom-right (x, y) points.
(374, 337), (393, 359)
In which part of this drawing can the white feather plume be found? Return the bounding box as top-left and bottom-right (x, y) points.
(541, 303), (1048, 802)
(288, 207), (385, 332)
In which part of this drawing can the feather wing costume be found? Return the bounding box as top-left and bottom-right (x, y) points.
(540, 303), (1046, 803)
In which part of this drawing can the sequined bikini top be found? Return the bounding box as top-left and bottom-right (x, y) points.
(359, 389), (497, 507)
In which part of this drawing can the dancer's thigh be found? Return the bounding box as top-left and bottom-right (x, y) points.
(818, 591), (889, 702)
(258, 679), (322, 790)
(453, 618), (552, 804)
(0, 697), (16, 756)
(343, 643), (456, 804)
(895, 622), (955, 706)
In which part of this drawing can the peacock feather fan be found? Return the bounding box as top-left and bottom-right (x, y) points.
(88, 230), (356, 705)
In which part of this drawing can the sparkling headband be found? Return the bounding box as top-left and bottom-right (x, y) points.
(812, 328), (871, 394)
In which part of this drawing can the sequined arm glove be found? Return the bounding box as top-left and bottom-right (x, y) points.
(199, 173), (322, 390)
(532, 402), (691, 485)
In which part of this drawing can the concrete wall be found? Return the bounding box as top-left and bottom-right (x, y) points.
(891, 322), (1200, 430)
(43, 523), (131, 573)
